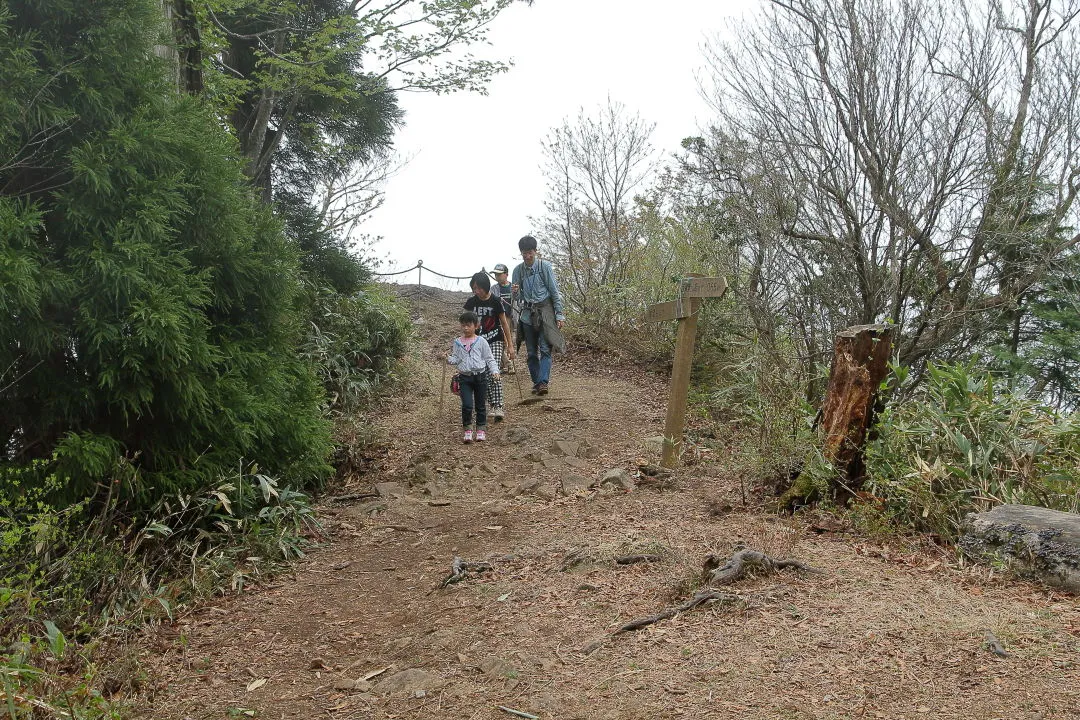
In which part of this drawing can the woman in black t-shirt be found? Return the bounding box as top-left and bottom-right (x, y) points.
(464, 272), (515, 421)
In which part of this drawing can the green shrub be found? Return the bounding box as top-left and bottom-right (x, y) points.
(0, 0), (332, 504)
(303, 283), (412, 417)
(1, 462), (318, 643)
(865, 361), (1080, 538)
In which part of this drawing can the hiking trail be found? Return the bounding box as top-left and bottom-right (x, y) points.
(140, 288), (1079, 720)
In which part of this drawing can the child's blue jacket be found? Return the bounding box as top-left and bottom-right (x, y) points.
(448, 336), (500, 375)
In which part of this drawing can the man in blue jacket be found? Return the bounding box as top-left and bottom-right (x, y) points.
(511, 235), (566, 395)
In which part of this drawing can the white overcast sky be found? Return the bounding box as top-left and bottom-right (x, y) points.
(361, 0), (755, 288)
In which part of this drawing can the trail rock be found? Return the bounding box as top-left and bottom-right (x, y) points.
(375, 482), (405, 499)
(561, 474), (591, 495)
(565, 456), (590, 469)
(551, 439), (582, 457)
(645, 436), (665, 454)
(514, 478), (542, 496)
(542, 456), (565, 470)
(479, 656), (517, 678)
(533, 483), (557, 501)
(349, 500), (387, 517)
(599, 468), (636, 492)
(427, 628), (455, 649)
(408, 465), (432, 483)
(525, 451), (545, 463)
(959, 504), (1080, 592)
(583, 446), (602, 459)
(333, 678), (373, 692)
(374, 668), (447, 694)
(506, 427), (531, 445)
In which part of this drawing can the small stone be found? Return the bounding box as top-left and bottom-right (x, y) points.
(479, 656), (517, 678)
(506, 427), (531, 444)
(583, 447), (601, 459)
(428, 628), (455, 649)
(561, 474), (591, 495)
(599, 468), (635, 491)
(525, 451), (545, 463)
(541, 456), (565, 470)
(533, 483), (557, 501)
(388, 636), (413, 652)
(565, 456), (589, 469)
(514, 478), (541, 496)
(349, 500), (387, 516)
(550, 439), (582, 457)
(375, 482), (405, 499)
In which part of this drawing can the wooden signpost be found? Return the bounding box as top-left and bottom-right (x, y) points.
(645, 275), (728, 468)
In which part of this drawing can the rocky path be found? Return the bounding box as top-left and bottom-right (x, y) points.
(141, 291), (1079, 720)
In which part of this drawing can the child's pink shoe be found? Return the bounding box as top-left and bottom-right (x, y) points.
(463, 430), (473, 443)
(475, 430), (487, 442)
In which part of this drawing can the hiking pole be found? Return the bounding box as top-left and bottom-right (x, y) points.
(437, 355), (448, 434)
(513, 354), (525, 400)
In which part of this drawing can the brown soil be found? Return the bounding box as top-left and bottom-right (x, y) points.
(137, 290), (1080, 720)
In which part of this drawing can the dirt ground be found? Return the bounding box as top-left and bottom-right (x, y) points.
(138, 288), (1080, 720)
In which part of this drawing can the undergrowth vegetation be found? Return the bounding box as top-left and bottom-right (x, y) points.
(0, 1), (412, 715)
(863, 362), (1080, 539)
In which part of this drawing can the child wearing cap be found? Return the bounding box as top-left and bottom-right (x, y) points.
(491, 263), (515, 374)
(491, 263), (514, 315)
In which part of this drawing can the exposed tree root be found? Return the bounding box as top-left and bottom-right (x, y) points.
(615, 554), (662, 565)
(983, 629), (1010, 658)
(614, 589), (743, 633)
(441, 557), (493, 588)
(612, 549), (823, 636)
(700, 548), (823, 586)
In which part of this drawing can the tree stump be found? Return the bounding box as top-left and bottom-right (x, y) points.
(817, 324), (893, 500)
(781, 325), (893, 508)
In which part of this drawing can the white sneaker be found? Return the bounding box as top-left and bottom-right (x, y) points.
(492, 407), (505, 422)
(463, 430), (473, 443)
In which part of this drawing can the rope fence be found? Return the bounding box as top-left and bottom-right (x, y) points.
(371, 259), (494, 317)
(370, 260), (476, 281)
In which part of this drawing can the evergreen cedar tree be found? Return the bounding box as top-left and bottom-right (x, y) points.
(0, 0), (333, 503)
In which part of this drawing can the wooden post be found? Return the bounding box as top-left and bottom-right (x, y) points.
(644, 275), (728, 469)
(661, 296), (701, 468)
